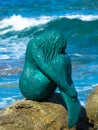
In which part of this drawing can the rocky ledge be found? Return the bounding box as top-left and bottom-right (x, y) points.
(1, 89), (98, 130)
(0, 100), (68, 130)
(86, 85), (98, 129)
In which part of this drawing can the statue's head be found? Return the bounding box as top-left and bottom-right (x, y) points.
(36, 30), (67, 60)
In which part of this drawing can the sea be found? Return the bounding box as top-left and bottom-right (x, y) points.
(0, 0), (98, 110)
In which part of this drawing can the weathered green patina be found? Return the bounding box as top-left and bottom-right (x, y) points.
(19, 30), (81, 128)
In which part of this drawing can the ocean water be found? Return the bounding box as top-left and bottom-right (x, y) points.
(0, 0), (98, 109)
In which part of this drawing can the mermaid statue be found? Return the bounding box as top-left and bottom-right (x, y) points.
(19, 30), (81, 128)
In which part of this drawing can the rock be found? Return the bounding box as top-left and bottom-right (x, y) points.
(0, 99), (69, 130)
(86, 86), (98, 129)
(1, 89), (98, 130)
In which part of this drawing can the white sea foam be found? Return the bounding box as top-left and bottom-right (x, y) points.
(63, 14), (98, 21)
(0, 36), (29, 60)
(0, 97), (16, 109)
(92, 84), (98, 87)
(0, 15), (52, 32)
(76, 83), (97, 92)
(0, 47), (7, 51)
(0, 14), (98, 34)
(0, 28), (13, 35)
(1, 97), (15, 101)
(74, 53), (82, 57)
(0, 94), (23, 109)
(80, 101), (85, 106)
(0, 101), (7, 109)
(0, 55), (10, 59)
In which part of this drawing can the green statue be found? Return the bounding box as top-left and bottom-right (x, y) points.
(19, 30), (81, 128)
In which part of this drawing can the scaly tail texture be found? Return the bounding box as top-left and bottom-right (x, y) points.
(60, 90), (81, 128)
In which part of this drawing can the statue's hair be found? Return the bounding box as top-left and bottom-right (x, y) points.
(36, 30), (67, 60)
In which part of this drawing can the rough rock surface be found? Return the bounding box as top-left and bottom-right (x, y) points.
(0, 90), (98, 130)
(86, 86), (98, 128)
(0, 99), (69, 130)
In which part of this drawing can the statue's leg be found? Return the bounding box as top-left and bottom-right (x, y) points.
(60, 90), (81, 128)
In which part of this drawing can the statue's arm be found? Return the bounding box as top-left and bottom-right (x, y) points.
(31, 43), (77, 98)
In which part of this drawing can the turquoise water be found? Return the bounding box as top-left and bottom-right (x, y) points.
(0, 0), (98, 109)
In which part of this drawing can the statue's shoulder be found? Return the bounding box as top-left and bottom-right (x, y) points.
(51, 54), (71, 70)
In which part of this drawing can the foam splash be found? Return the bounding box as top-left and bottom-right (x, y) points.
(0, 55), (10, 60)
(63, 14), (98, 21)
(0, 15), (52, 32)
(0, 14), (98, 33)
(74, 53), (83, 57)
(0, 95), (23, 109)
(0, 36), (29, 60)
(0, 97), (15, 109)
